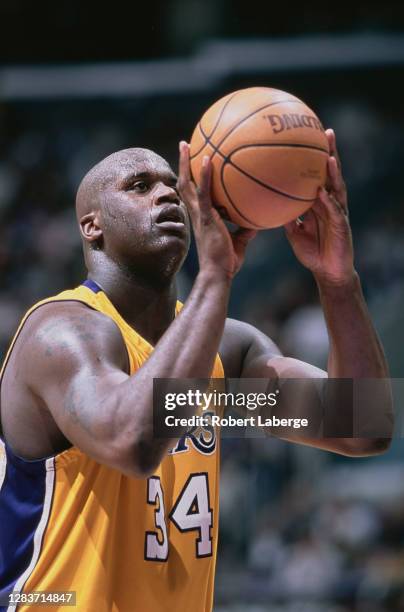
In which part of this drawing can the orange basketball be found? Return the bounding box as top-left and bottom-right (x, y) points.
(189, 87), (329, 229)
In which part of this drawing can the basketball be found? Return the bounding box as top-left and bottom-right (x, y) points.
(189, 87), (329, 229)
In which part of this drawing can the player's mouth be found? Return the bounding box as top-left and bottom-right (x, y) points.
(155, 206), (187, 233)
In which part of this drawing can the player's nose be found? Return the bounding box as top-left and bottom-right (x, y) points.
(155, 182), (180, 206)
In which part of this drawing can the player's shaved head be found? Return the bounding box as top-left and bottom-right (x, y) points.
(75, 147), (171, 220)
(75, 147), (187, 279)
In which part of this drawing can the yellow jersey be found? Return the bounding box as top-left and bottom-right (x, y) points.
(0, 279), (224, 612)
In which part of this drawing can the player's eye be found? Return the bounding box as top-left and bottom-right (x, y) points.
(132, 181), (148, 193)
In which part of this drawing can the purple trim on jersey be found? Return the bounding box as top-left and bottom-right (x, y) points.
(82, 279), (102, 294)
(0, 444), (47, 609)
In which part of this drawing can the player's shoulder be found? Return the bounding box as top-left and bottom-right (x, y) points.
(22, 299), (121, 342)
(11, 299), (128, 374)
(219, 317), (281, 378)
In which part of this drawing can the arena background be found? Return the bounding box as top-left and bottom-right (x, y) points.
(1, 2), (404, 610)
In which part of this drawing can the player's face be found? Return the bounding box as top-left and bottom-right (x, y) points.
(100, 151), (191, 277)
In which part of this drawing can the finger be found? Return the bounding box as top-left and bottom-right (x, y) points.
(178, 141), (191, 184)
(177, 141), (200, 220)
(306, 202), (329, 228)
(285, 208), (322, 238)
(325, 128), (342, 170)
(233, 227), (258, 243)
(328, 156), (348, 210)
(197, 156), (213, 218)
(232, 228), (258, 259)
(284, 212), (312, 231)
(284, 218), (303, 236)
(318, 186), (348, 220)
(214, 205), (231, 221)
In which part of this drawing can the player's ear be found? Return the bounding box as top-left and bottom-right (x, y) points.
(80, 211), (103, 244)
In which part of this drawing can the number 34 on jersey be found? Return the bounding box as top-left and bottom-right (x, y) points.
(145, 472), (213, 561)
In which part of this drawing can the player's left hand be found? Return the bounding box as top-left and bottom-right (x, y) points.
(284, 129), (355, 286)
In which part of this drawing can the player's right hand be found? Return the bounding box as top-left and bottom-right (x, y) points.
(178, 141), (257, 281)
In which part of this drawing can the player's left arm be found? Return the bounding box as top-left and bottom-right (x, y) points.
(230, 320), (392, 456)
(221, 128), (393, 456)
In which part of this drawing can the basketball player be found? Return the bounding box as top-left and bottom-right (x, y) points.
(0, 129), (392, 611)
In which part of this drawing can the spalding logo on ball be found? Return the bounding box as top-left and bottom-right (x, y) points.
(190, 87), (329, 229)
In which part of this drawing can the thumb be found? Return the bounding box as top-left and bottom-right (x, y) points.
(232, 228), (258, 259)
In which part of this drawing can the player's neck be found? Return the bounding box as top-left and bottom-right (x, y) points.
(89, 264), (178, 346)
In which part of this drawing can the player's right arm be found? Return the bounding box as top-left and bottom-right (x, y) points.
(2, 145), (255, 479)
(12, 271), (226, 478)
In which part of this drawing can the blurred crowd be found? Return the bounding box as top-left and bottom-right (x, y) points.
(1, 84), (404, 610)
(216, 438), (404, 611)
